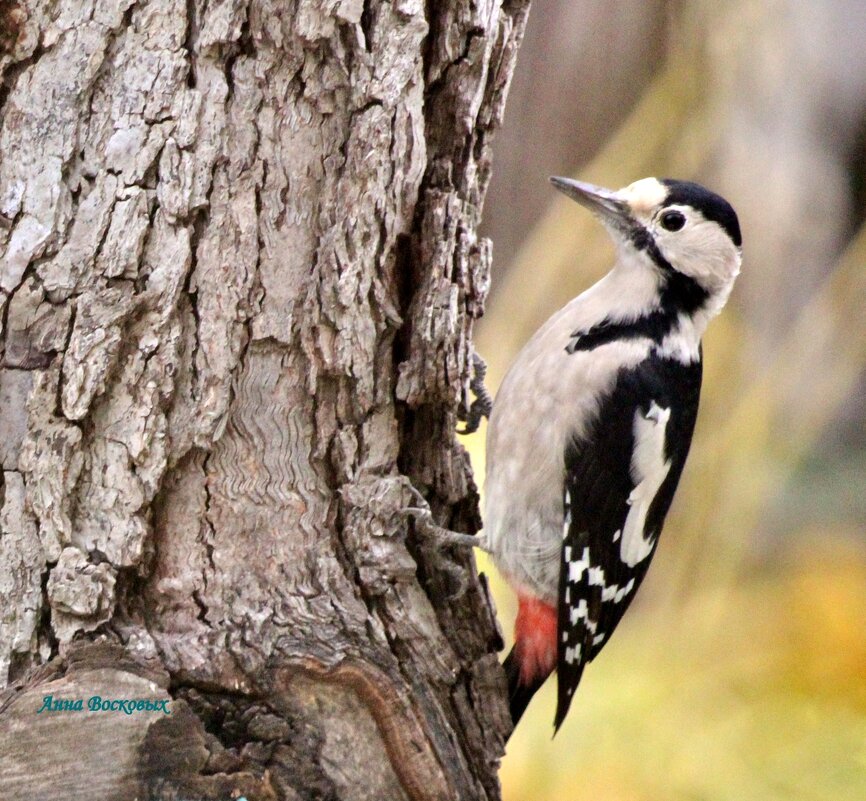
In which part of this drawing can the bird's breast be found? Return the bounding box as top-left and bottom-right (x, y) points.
(484, 332), (652, 601)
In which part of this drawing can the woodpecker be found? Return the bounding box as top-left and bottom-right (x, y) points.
(478, 176), (742, 731)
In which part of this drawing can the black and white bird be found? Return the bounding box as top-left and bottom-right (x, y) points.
(479, 176), (743, 731)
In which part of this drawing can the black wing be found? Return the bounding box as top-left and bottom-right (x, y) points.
(554, 354), (702, 730)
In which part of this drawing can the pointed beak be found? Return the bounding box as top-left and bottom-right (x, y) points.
(550, 177), (632, 228)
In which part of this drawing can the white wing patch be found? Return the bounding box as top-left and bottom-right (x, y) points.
(620, 401), (672, 567)
(562, 488), (572, 540)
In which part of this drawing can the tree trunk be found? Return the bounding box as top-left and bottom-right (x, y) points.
(0, 2), (528, 799)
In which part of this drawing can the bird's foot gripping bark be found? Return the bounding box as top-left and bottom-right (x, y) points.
(404, 487), (489, 552)
(457, 351), (493, 435)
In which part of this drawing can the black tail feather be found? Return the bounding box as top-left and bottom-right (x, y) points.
(503, 647), (546, 732)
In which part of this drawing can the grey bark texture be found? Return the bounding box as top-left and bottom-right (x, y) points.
(0, 1), (529, 799)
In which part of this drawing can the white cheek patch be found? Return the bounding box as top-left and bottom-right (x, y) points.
(653, 213), (741, 300)
(620, 401), (671, 567)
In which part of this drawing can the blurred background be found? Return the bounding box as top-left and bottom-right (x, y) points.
(464, 2), (866, 799)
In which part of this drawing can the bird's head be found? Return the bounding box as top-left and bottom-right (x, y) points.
(551, 176), (742, 316)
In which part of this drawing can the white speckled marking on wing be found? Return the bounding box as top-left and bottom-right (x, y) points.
(569, 599), (588, 625)
(568, 547), (589, 583)
(588, 566), (605, 586)
(564, 644), (582, 665)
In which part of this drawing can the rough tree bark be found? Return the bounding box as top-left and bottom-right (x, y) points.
(0, 1), (529, 799)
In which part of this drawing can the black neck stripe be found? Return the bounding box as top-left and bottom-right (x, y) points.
(566, 309), (678, 353)
(629, 225), (710, 315)
(660, 269), (709, 314)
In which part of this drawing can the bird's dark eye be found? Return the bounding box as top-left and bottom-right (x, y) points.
(659, 209), (686, 231)
(659, 210), (686, 231)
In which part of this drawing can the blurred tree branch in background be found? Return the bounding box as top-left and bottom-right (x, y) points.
(473, 3), (866, 798)
(477, 0), (866, 584)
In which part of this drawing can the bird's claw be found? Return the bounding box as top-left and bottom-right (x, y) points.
(404, 490), (488, 552)
(457, 351), (493, 435)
